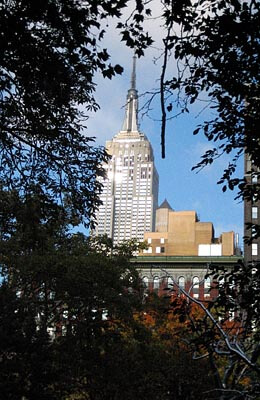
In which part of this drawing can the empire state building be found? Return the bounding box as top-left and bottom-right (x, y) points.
(94, 57), (159, 244)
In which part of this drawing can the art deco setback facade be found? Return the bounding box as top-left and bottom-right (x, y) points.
(93, 57), (159, 244)
(141, 199), (236, 257)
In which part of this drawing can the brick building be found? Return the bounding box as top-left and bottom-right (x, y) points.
(136, 199), (241, 300)
(133, 254), (242, 301)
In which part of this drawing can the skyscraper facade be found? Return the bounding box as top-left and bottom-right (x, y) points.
(93, 57), (159, 244)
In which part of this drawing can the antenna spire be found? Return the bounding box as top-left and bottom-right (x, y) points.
(122, 55), (139, 132)
(130, 55), (137, 90)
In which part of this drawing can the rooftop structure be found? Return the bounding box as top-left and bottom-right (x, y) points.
(141, 200), (237, 257)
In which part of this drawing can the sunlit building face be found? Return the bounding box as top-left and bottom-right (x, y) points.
(93, 57), (159, 244)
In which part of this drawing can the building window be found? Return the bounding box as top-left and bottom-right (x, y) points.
(193, 276), (200, 298)
(218, 276), (225, 289)
(143, 277), (149, 290)
(252, 225), (257, 238)
(161, 246), (165, 253)
(167, 276), (174, 289)
(178, 276), (185, 295)
(129, 169), (134, 180)
(252, 174), (258, 184)
(160, 237), (165, 244)
(204, 277), (211, 298)
(143, 246), (152, 254)
(252, 243), (258, 256)
(129, 156), (134, 166)
(178, 276), (185, 289)
(252, 207), (258, 219)
(246, 159), (252, 173)
(155, 246), (161, 253)
(147, 238), (152, 244)
(153, 276), (160, 292)
(141, 167), (147, 179)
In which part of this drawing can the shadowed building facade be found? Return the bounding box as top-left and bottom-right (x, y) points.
(93, 57), (159, 244)
(244, 153), (260, 265)
(132, 254), (242, 301)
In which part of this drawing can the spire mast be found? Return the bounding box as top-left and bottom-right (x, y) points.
(130, 55), (137, 90)
(122, 55), (139, 133)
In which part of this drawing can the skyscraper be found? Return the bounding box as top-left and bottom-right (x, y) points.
(93, 57), (159, 244)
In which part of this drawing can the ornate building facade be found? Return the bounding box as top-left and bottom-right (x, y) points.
(93, 57), (159, 244)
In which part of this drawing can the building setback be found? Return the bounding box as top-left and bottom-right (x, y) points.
(93, 57), (159, 244)
(141, 199), (236, 257)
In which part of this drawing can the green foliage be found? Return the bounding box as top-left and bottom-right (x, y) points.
(1, 1), (259, 398)
(152, 2), (260, 395)
(0, 194), (215, 399)
(88, 335), (215, 400)
(158, 0), (260, 208)
(0, 0), (152, 226)
(0, 191), (143, 399)
(0, 282), (56, 400)
(163, 266), (260, 399)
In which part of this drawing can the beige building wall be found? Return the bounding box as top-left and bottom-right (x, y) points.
(155, 207), (170, 232)
(143, 203), (235, 257)
(195, 222), (214, 245)
(221, 232), (235, 256)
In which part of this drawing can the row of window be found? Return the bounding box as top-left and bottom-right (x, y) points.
(114, 154), (150, 166)
(143, 246), (165, 254)
(143, 276), (211, 287)
(147, 237), (165, 244)
(143, 276), (212, 298)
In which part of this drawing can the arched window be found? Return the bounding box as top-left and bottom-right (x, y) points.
(167, 276), (174, 288)
(178, 276), (185, 290)
(153, 276), (160, 293)
(218, 276), (225, 289)
(192, 276), (200, 298)
(204, 277), (211, 298)
(143, 276), (149, 291)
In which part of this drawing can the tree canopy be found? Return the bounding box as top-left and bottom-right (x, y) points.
(0, 214), (216, 399)
(156, 0), (260, 204)
(0, 201), (143, 399)
(1, 1), (260, 399)
(1, 0), (259, 222)
(0, 0), (152, 226)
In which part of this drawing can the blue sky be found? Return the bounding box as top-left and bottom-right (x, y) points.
(84, 13), (244, 249)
